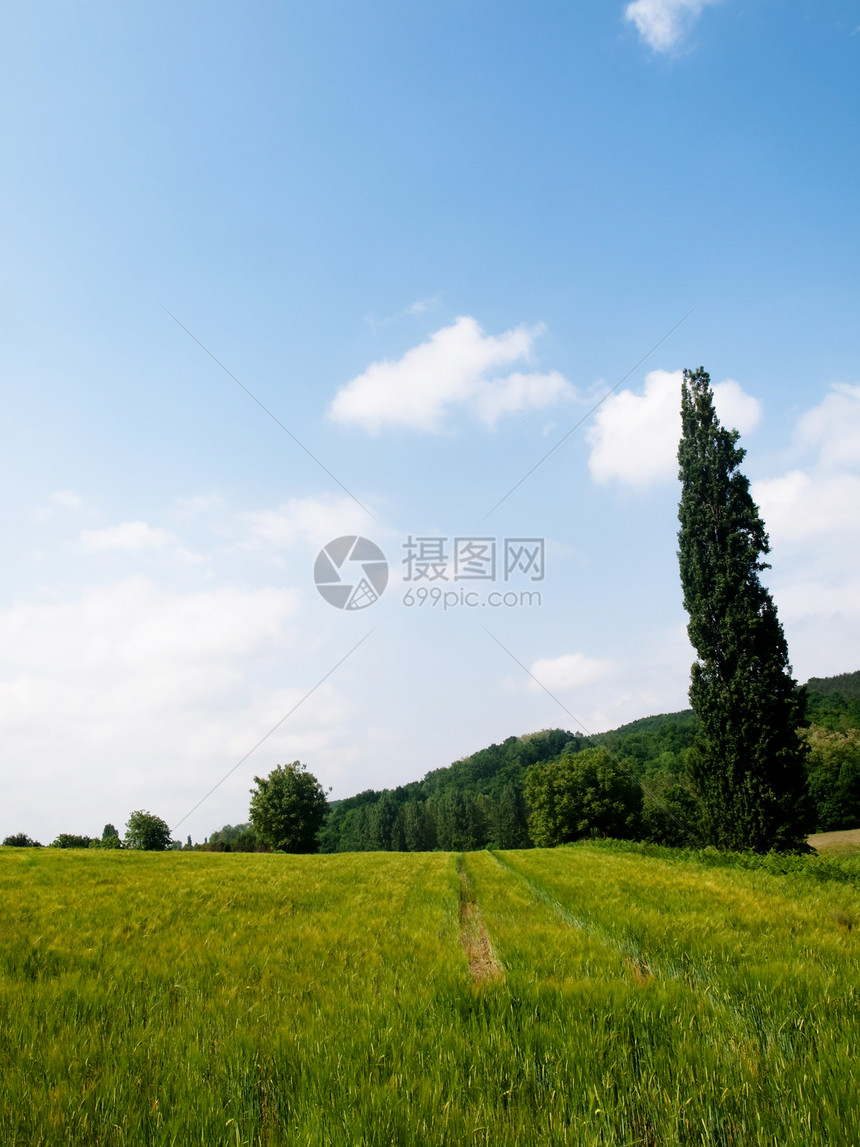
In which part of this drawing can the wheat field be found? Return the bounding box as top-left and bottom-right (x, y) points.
(1, 844), (857, 1145)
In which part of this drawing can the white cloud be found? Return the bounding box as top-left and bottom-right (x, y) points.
(51, 489), (83, 510)
(237, 495), (379, 551)
(329, 316), (576, 433)
(176, 494), (225, 518)
(710, 378), (762, 436)
(746, 383), (860, 680)
(625, 0), (720, 52)
(365, 296), (441, 332)
(33, 489), (84, 522)
(0, 577), (357, 843)
(503, 626), (695, 734)
(528, 652), (614, 693)
(750, 384), (860, 554)
(473, 371), (573, 428)
(753, 470), (860, 546)
(80, 521), (173, 552)
(406, 296), (439, 316)
(587, 369), (761, 487)
(795, 383), (860, 469)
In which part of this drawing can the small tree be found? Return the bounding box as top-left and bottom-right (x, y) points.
(124, 810), (173, 851)
(249, 762), (329, 853)
(51, 833), (92, 849)
(2, 833), (43, 847)
(525, 746), (642, 846)
(677, 367), (810, 851)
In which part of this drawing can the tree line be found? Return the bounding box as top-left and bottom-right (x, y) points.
(4, 679), (858, 854)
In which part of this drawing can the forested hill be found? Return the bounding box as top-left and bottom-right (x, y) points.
(204, 671), (859, 852)
(805, 670), (860, 731)
(313, 669), (859, 853)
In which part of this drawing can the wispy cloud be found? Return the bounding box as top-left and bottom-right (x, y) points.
(624, 0), (721, 52)
(364, 296), (441, 333)
(33, 489), (85, 523)
(527, 652), (615, 692)
(752, 383), (860, 557)
(586, 369), (761, 487)
(329, 316), (576, 434)
(747, 383), (860, 677)
(236, 495), (379, 551)
(80, 521), (173, 552)
(79, 520), (201, 564)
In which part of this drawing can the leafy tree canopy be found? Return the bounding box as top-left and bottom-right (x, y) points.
(124, 810), (173, 851)
(802, 726), (860, 832)
(50, 833), (92, 849)
(524, 746), (643, 847)
(249, 762), (329, 853)
(2, 833), (42, 847)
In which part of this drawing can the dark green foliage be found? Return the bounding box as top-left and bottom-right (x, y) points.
(92, 833), (122, 850)
(318, 735), (556, 852)
(805, 674), (860, 733)
(2, 833), (42, 847)
(597, 710), (698, 776)
(102, 824), (119, 842)
(492, 783), (531, 848)
(431, 790), (488, 851)
(50, 833), (92, 849)
(677, 367), (810, 852)
(806, 670), (860, 704)
(124, 810), (173, 851)
(524, 746), (643, 846)
(420, 729), (581, 805)
(641, 782), (700, 847)
(206, 823), (256, 848)
(367, 790), (402, 851)
(312, 668), (857, 855)
(249, 762), (329, 853)
(232, 827), (267, 852)
(803, 726), (860, 832)
(402, 800), (437, 851)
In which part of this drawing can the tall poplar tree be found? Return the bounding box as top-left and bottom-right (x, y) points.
(677, 367), (810, 851)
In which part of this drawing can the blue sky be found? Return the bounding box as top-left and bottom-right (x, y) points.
(2, 0), (858, 843)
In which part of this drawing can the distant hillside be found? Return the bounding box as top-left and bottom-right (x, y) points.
(804, 670), (860, 732)
(806, 670), (860, 701)
(212, 669), (859, 853)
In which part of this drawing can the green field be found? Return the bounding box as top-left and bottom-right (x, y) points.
(1, 845), (858, 1146)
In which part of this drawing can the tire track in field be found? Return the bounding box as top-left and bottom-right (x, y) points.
(488, 849), (841, 1073)
(486, 850), (762, 1042)
(457, 856), (505, 985)
(494, 850), (855, 1076)
(488, 850), (691, 983)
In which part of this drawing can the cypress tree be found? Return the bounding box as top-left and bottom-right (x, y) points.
(677, 367), (810, 851)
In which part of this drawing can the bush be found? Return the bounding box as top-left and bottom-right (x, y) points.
(51, 834), (93, 849)
(2, 833), (43, 847)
